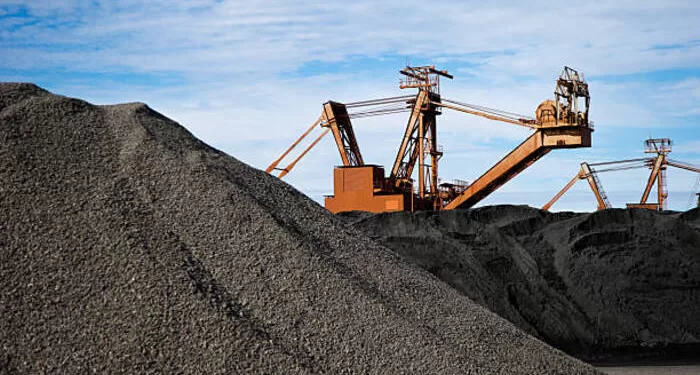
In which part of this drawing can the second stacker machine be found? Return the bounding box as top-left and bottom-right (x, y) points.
(542, 138), (700, 211)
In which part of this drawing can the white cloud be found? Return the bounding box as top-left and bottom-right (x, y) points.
(3, 0), (700, 77)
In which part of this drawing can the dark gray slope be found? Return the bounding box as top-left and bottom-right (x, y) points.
(346, 206), (700, 361)
(0, 84), (600, 374)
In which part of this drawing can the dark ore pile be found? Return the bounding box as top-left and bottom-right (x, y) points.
(0, 84), (601, 374)
(344, 205), (700, 361)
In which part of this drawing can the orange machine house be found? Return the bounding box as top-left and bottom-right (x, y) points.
(325, 165), (408, 213)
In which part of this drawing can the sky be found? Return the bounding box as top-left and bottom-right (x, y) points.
(1, 0), (699, 212)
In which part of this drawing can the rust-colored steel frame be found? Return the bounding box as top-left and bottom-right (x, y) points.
(266, 116), (325, 178)
(555, 66), (590, 127)
(322, 101), (364, 167)
(634, 139), (700, 211)
(543, 138), (699, 212)
(542, 162), (611, 211)
(389, 66), (452, 209)
(266, 101), (365, 179)
(418, 106), (441, 207)
(542, 172), (580, 211)
(442, 131), (553, 210)
(633, 157), (700, 211)
(581, 162), (611, 210)
(440, 67), (592, 210)
(390, 90), (430, 186)
(388, 92), (442, 208)
(267, 96), (416, 180)
(666, 160), (700, 174)
(399, 65), (453, 94)
(637, 138), (672, 210)
(639, 154), (666, 206)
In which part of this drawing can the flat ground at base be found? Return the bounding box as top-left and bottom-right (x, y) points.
(598, 365), (700, 375)
(597, 360), (700, 375)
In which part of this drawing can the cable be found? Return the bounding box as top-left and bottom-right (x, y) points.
(592, 164), (648, 173)
(667, 159), (700, 173)
(345, 95), (415, 108)
(588, 158), (649, 167)
(441, 98), (535, 122)
(349, 106), (410, 119)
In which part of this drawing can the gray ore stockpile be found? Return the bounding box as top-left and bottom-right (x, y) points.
(345, 206), (700, 361)
(0, 83), (601, 374)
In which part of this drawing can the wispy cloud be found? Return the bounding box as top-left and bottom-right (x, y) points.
(3, 1), (700, 76)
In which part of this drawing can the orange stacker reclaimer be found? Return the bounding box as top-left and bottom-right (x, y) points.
(542, 138), (700, 211)
(267, 66), (593, 213)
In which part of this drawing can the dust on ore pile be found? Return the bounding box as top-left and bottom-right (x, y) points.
(0, 83), (601, 374)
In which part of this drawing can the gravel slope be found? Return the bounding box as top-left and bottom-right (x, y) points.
(345, 205), (700, 361)
(0, 83), (601, 374)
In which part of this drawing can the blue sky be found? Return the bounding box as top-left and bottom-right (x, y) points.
(2, 0), (699, 211)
